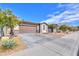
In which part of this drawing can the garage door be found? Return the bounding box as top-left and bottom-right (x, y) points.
(19, 26), (36, 33)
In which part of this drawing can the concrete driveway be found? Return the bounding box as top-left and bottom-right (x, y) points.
(11, 32), (79, 56)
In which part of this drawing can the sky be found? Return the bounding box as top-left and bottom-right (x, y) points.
(0, 3), (79, 26)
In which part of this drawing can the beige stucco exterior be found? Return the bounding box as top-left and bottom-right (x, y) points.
(14, 22), (48, 33)
(40, 23), (48, 33)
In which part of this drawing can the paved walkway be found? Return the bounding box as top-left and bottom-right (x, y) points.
(11, 32), (79, 56)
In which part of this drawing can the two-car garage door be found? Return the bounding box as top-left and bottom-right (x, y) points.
(19, 26), (36, 33)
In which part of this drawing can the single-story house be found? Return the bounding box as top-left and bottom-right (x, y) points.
(14, 21), (48, 33)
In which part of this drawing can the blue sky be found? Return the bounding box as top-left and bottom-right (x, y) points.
(0, 3), (79, 26)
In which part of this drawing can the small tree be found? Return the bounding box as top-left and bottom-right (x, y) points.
(0, 8), (7, 37)
(8, 15), (20, 36)
(0, 8), (20, 37)
(59, 25), (69, 32)
(2, 9), (20, 37)
(5, 9), (20, 36)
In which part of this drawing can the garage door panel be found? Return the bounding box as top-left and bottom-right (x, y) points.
(20, 26), (36, 33)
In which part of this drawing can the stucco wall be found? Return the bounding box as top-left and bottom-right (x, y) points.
(40, 23), (48, 33)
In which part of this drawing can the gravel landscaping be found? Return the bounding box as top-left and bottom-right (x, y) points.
(0, 36), (27, 56)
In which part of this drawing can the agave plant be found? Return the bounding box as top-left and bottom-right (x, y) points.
(0, 37), (16, 49)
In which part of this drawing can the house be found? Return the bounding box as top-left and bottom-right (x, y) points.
(14, 21), (48, 33)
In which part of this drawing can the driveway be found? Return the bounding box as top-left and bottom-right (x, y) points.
(11, 32), (79, 56)
(18, 33), (57, 48)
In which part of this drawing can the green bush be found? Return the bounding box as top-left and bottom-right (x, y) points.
(1, 37), (16, 49)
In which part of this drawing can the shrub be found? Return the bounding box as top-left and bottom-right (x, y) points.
(0, 37), (16, 49)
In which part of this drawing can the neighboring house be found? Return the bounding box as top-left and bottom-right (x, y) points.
(14, 21), (48, 33)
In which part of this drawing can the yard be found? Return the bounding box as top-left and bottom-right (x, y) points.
(0, 36), (27, 56)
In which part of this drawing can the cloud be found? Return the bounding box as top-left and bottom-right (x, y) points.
(41, 4), (79, 24)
